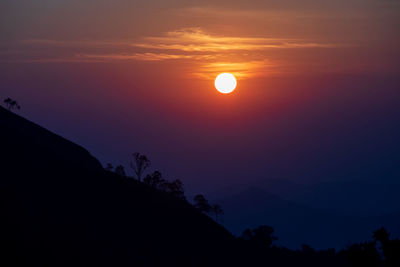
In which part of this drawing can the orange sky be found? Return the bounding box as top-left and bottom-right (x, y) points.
(1, 0), (399, 192)
(1, 0), (399, 79)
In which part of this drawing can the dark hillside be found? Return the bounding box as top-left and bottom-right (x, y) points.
(0, 106), (236, 266)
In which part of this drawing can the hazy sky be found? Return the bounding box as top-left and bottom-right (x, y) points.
(1, 0), (399, 195)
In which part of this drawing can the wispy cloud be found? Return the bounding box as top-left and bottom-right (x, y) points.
(12, 28), (343, 78)
(76, 52), (214, 62)
(134, 28), (339, 52)
(195, 60), (276, 79)
(23, 28), (339, 52)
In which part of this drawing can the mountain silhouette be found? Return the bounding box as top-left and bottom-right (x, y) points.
(0, 106), (236, 266)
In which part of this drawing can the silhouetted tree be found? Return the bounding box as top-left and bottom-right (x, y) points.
(143, 171), (166, 190)
(193, 194), (211, 214)
(211, 204), (224, 222)
(105, 163), (114, 171)
(241, 225), (277, 248)
(373, 227), (390, 245)
(115, 165), (126, 176)
(373, 227), (400, 267)
(4, 98), (20, 111)
(241, 228), (253, 241)
(142, 171), (186, 200)
(130, 152), (150, 181)
(165, 179), (185, 200)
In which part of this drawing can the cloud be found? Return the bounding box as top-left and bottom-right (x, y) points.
(195, 60), (276, 79)
(12, 28), (344, 78)
(77, 53), (214, 62)
(23, 28), (339, 53)
(134, 28), (339, 52)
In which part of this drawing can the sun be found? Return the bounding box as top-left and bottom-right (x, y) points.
(215, 73), (237, 94)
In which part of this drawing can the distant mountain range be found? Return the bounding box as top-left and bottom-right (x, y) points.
(218, 184), (400, 249)
(286, 181), (400, 216)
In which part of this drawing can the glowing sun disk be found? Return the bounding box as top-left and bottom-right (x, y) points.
(215, 73), (237, 94)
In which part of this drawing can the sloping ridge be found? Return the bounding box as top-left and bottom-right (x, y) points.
(0, 107), (235, 267)
(0, 106), (102, 172)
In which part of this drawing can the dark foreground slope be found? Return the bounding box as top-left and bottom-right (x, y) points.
(0, 107), (236, 266)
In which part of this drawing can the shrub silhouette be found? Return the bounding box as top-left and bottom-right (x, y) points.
(241, 225), (277, 248)
(115, 165), (126, 176)
(143, 171), (186, 200)
(193, 194), (212, 214)
(143, 170), (167, 190)
(3, 98), (20, 111)
(165, 179), (185, 200)
(301, 244), (315, 254)
(105, 163), (114, 171)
